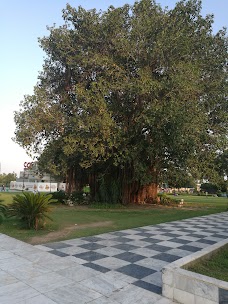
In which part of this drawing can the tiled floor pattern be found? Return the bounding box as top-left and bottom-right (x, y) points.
(37, 212), (228, 298)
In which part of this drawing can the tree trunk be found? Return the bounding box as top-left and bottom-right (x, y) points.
(133, 183), (158, 204)
(121, 166), (159, 205)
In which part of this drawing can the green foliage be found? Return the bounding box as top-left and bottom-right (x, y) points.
(0, 172), (17, 187)
(0, 201), (8, 224)
(157, 193), (180, 205)
(161, 167), (196, 188)
(200, 183), (219, 194)
(69, 191), (89, 205)
(95, 178), (121, 204)
(51, 190), (67, 204)
(4, 192), (55, 230)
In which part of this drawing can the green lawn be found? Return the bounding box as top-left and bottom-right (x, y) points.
(0, 192), (227, 244)
(187, 244), (228, 282)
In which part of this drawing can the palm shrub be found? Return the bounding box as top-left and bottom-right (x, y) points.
(0, 201), (8, 224)
(5, 192), (55, 230)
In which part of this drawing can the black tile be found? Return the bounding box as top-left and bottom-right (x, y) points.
(219, 288), (228, 304)
(213, 234), (228, 239)
(133, 228), (150, 233)
(73, 251), (108, 262)
(83, 262), (110, 273)
(116, 264), (156, 279)
(110, 231), (130, 236)
(191, 234), (209, 238)
(204, 229), (218, 233)
(152, 253), (180, 263)
(135, 232), (156, 238)
(113, 244), (139, 251)
(180, 229), (196, 233)
(133, 280), (162, 294)
(142, 238), (162, 244)
(146, 244), (172, 252)
(114, 252), (145, 263)
(161, 233), (182, 238)
(178, 245), (201, 252)
(81, 236), (103, 242)
(111, 237), (133, 243)
(198, 239), (216, 245)
(79, 243), (105, 250)
(156, 228), (171, 232)
(44, 242), (72, 250)
(49, 250), (69, 257)
(169, 238), (190, 244)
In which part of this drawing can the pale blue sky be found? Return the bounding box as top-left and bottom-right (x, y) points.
(0, 0), (227, 175)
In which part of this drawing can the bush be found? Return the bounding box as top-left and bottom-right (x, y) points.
(69, 191), (90, 205)
(0, 202), (8, 224)
(2, 192), (56, 230)
(157, 193), (180, 205)
(51, 190), (67, 204)
(200, 183), (219, 194)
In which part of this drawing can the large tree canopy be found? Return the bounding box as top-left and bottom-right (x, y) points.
(14, 0), (228, 204)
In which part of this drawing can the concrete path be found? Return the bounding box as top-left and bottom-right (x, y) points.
(0, 212), (227, 304)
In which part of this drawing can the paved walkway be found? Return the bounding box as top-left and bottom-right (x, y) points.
(0, 212), (227, 304)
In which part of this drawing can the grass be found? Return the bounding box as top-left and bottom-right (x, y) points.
(0, 192), (227, 244)
(187, 244), (228, 282)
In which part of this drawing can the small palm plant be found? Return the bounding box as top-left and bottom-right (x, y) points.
(0, 201), (8, 224)
(5, 192), (55, 230)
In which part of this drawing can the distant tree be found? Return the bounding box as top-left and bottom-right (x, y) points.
(14, 0), (228, 204)
(200, 183), (219, 194)
(162, 167), (196, 189)
(215, 151), (228, 178)
(0, 173), (17, 187)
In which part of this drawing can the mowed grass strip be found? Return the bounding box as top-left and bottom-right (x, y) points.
(0, 192), (227, 244)
(187, 244), (228, 282)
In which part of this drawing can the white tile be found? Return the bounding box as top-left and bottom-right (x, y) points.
(130, 247), (160, 257)
(33, 245), (53, 252)
(101, 270), (137, 284)
(6, 263), (51, 281)
(0, 270), (18, 287)
(25, 272), (74, 293)
(158, 241), (183, 248)
(57, 265), (99, 282)
(93, 257), (130, 270)
(136, 258), (169, 271)
(108, 284), (161, 304)
(0, 281), (39, 304)
(45, 282), (101, 304)
(18, 294), (57, 304)
(95, 247), (125, 256)
(89, 296), (120, 304)
(80, 273), (128, 296)
(0, 256), (32, 271)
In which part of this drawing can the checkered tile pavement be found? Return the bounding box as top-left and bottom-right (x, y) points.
(37, 212), (228, 295)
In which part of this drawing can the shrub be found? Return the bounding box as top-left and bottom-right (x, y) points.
(70, 191), (90, 205)
(51, 190), (67, 204)
(200, 183), (219, 194)
(4, 192), (56, 230)
(0, 202), (8, 224)
(157, 193), (180, 205)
